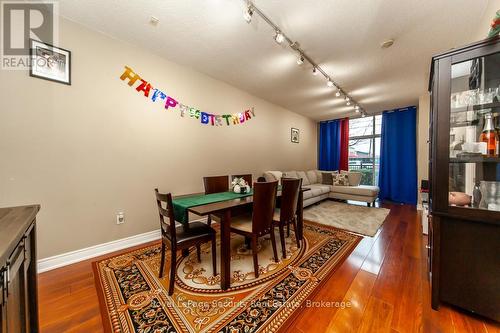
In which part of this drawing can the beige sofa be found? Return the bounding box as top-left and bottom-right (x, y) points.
(263, 170), (379, 207)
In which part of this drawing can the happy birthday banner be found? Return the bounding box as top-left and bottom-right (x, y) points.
(119, 66), (255, 126)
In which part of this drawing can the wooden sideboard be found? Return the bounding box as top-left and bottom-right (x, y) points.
(0, 205), (40, 333)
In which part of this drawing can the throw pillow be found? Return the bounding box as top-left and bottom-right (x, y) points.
(347, 172), (362, 186)
(332, 172), (349, 186)
(321, 172), (333, 185)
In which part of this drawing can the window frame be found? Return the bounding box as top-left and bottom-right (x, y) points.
(348, 115), (381, 185)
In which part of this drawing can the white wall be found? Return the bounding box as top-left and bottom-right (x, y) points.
(0, 18), (317, 258)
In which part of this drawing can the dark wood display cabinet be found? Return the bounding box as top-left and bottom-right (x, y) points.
(0, 205), (40, 333)
(428, 36), (500, 322)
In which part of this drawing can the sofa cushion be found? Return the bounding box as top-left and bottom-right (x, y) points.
(331, 185), (379, 197)
(314, 170), (322, 182)
(306, 170), (318, 184)
(296, 171), (310, 185)
(307, 184), (331, 194)
(264, 171), (283, 183)
(283, 170), (299, 179)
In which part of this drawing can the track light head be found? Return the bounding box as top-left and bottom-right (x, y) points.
(361, 112), (366, 118)
(274, 30), (284, 44)
(346, 101), (351, 106)
(327, 79), (334, 87)
(312, 67), (318, 75)
(244, 5), (253, 23)
(297, 54), (304, 65)
(335, 90), (341, 97)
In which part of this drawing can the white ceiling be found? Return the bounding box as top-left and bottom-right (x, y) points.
(59, 0), (490, 120)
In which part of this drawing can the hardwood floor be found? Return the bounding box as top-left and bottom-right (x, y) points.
(38, 203), (500, 333)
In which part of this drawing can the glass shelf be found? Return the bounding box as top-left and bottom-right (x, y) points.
(450, 101), (500, 113)
(450, 156), (500, 163)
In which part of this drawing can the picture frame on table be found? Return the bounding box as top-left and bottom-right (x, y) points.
(29, 39), (71, 85)
(291, 128), (299, 143)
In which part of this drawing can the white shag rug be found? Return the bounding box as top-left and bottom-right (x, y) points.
(303, 201), (390, 237)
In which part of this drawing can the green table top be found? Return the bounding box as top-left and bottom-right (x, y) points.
(172, 190), (253, 224)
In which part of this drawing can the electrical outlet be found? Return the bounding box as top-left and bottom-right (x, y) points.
(116, 211), (125, 225)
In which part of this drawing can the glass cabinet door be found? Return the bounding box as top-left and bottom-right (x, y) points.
(449, 52), (500, 211)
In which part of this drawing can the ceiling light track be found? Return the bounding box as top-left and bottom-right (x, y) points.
(242, 0), (364, 115)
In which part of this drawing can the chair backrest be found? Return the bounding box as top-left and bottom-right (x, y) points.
(154, 188), (176, 242)
(231, 174), (253, 187)
(279, 178), (302, 223)
(251, 181), (278, 235)
(203, 175), (229, 194)
(257, 176), (266, 182)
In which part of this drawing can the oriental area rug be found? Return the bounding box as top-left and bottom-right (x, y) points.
(93, 221), (361, 333)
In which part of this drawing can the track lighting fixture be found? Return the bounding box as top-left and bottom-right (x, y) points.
(244, 5), (253, 23)
(361, 112), (366, 118)
(241, 0), (363, 113)
(346, 101), (351, 106)
(274, 30), (285, 44)
(297, 54), (304, 65)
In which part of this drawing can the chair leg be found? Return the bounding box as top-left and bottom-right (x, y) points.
(252, 236), (259, 278)
(269, 229), (279, 263)
(211, 237), (217, 276)
(367, 202), (371, 207)
(207, 215), (212, 226)
(196, 244), (201, 263)
(168, 246), (177, 296)
(279, 225), (286, 259)
(159, 241), (166, 278)
(292, 218), (300, 248)
(287, 222), (290, 237)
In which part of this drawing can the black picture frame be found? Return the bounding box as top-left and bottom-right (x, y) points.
(291, 128), (299, 143)
(29, 39), (71, 85)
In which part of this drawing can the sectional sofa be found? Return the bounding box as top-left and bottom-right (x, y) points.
(263, 170), (379, 207)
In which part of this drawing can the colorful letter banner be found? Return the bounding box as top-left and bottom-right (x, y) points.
(119, 66), (255, 126)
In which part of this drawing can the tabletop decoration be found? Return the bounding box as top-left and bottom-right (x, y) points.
(231, 177), (250, 194)
(119, 66), (255, 126)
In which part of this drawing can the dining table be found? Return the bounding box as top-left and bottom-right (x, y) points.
(172, 187), (309, 290)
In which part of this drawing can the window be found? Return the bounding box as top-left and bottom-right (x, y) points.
(349, 115), (382, 185)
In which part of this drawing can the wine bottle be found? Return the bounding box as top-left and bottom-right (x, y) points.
(480, 113), (498, 157)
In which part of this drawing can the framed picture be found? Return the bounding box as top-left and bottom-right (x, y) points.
(30, 39), (71, 85)
(291, 128), (299, 143)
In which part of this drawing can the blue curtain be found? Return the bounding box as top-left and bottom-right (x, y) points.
(378, 106), (417, 205)
(318, 120), (341, 170)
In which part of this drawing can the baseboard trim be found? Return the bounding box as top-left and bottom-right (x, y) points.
(37, 230), (161, 273)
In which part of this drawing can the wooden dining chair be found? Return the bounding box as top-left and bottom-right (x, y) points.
(273, 178), (302, 258)
(229, 181), (279, 278)
(203, 175), (229, 226)
(231, 174), (253, 186)
(155, 188), (217, 295)
(203, 175), (229, 194)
